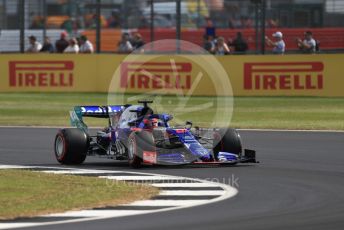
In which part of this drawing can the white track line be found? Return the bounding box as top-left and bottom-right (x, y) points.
(47, 210), (146, 218)
(0, 165), (238, 230)
(99, 175), (186, 181)
(151, 183), (222, 187)
(0, 165), (32, 169)
(0, 223), (39, 230)
(126, 200), (209, 206)
(159, 190), (225, 196)
(41, 170), (124, 174)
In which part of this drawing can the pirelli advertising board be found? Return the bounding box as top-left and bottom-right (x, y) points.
(0, 54), (343, 96)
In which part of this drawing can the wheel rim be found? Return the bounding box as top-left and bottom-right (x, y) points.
(55, 135), (64, 157)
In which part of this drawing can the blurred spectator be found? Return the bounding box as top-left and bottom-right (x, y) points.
(203, 34), (215, 54)
(265, 31), (285, 55)
(296, 31), (317, 54)
(64, 38), (79, 53)
(117, 33), (133, 53)
(214, 37), (230, 55)
(79, 35), (94, 53)
(55, 32), (69, 53)
(76, 37), (81, 47)
(26, 35), (42, 53)
(229, 32), (248, 54)
(205, 18), (216, 37)
(131, 33), (145, 53)
(40, 36), (54, 53)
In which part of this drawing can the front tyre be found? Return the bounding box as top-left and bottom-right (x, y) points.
(213, 128), (242, 161)
(54, 128), (89, 165)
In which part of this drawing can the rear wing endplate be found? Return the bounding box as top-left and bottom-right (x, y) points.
(70, 105), (130, 131)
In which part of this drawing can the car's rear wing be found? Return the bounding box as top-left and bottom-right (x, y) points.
(76, 105), (130, 118)
(70, 105), (130, 131)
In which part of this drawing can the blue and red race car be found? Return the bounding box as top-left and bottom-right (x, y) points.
(54, 100), (257, 168)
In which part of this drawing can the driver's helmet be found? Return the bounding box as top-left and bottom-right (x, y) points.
(139, 107), (154, 118)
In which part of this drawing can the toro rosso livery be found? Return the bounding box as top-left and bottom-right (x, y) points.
(54, 100), (257, 168)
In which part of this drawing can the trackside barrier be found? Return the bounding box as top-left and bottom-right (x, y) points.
(0, 54), (343, 96)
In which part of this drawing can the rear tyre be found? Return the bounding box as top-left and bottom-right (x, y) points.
(127, 131), (155, 168)
(54, 128), (89, 165)
(213, 128), (242, 161)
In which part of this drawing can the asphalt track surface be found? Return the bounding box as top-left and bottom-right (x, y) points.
(1, 127), (344, 230)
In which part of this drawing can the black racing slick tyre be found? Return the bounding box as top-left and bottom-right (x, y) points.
(54, 128), (89, 165)
(127, 131), (155, 168)
(213, 128), (242, 160)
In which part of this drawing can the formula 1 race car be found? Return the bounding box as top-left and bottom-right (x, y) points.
(54, 100), (258, 168)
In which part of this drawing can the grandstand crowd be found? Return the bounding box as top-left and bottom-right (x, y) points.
(26, 29), (319, 55)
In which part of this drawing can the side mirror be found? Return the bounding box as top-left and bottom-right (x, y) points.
(162, 114), (173, 122)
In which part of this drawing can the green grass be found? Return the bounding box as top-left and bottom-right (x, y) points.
(231, 97), (344, 130)
(0, 169), (158, 220)
(0, 93), (343, 130)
